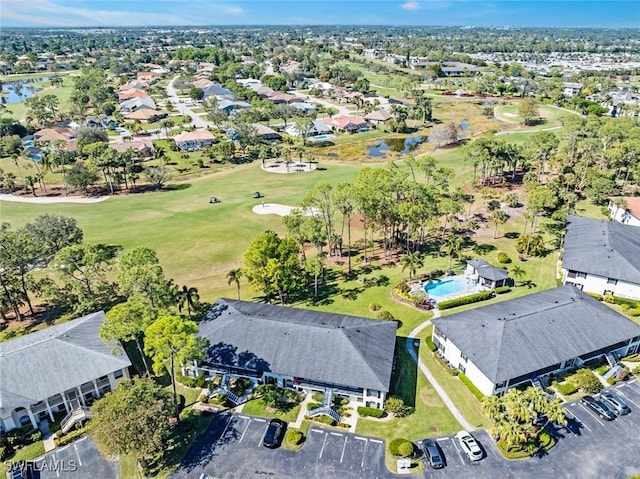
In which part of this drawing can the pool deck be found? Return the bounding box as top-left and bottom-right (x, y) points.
(412, 274), (483, 304)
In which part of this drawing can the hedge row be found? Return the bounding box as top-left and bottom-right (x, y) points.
(552, 380), (577, 395)
(434, 353), (458, 376)
(494, 286), (511, 295)
(357, 406), (384, 418)
(55, 426), (88, 447)
(437, 290), (495, 310)
(176, 374), (206, 389)
(459, 373), (484, 400)
(424, 336), (437, 352)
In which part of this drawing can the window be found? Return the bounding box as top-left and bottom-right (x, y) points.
(607, 278), (618, 285)
(495, 381), (506, 389)
(576, 272), (587, 279)
(458, 364), (466, 374)
(567, 270), (577, 279)
(114, 369), (124, 379)
(461, 353), (468, 362)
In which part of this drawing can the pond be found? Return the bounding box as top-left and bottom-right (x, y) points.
(0, 77), (50, 104)
(367, 136), (427, 158)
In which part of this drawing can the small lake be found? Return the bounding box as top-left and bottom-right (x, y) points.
(0, 77), (50, 104)
(367, 136), (427, 158)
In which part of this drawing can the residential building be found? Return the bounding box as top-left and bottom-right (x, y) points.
(252, 124), (282, 141)
(183, 299), (397, 408)
(431, 286), (640, 396)
(0, 311), (131, 433)
(364, 109), (393, 125)
(120, 96), (156, 113)
(465, 259), (510, 289)
(285, 119), (331, 137)
(124, 109), (167, 122)
(202, 82), (234, 100)
(32, 127), (75, 143)
(608, 197), (640, 227)
(322, 115), (369, 133)
(110, 139), (154, 158)
(561, 215), (640, 300)
(216, 99), (250, 112)
(563, 82), (583, 97)
(173, 128), (215, 151)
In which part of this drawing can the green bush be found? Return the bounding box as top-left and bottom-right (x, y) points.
(389, 438), (413, 456)
(376, 310), (395, 321)
(396, 281), (411, 294)
(0, 445), (11, 461)
(586, 292), (604, 302)
(552, 380), (578, 395)
(437, 290), (495, 310)
(633, 365), (640, 376)
(311, 415), (335, 426)
(571, 368), (603, 394)
(55, 426), (88, 447)
(497, 252), (511, 264)
(285, 429), (304, 446)
(606, 377), (619, 385)
(195, 375), (206, 388)
(494, 286), (511, 294)
(595, 365), (610, 376)
(622, 352), (640, 362)
(611, 296), (640, 308)
(369, 302), (382, 311)
(176, 375), (196, 388)
(459, 373), (484, 400)
(48, 421), (61, 433)
(424, 336), (437, 352)
(383, 396), (413, 417)
(311, 392), (324, 402)
(629, 308), (640, 317)
(397, 441), (414, 458)
(604, 294), (615, 304)
(358, 406), (384, 418)
(307, 402), (322, 411)
(434, 354), (459, 376)
(29, 431), (42, 443)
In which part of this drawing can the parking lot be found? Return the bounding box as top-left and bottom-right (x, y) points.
(170, 413), (397, 479)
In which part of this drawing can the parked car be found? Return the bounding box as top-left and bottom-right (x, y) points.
(581, 395), (616, 420)
(455, 431), (483, 461)
(421, 439), (445, 469)
(599, 391), (630, 415)
(262, 418), (285, 448)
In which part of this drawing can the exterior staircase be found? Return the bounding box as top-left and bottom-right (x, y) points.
(61, 406), (93, 433)
(308, 389), (341, 423)
(206, 374), (246, 406)
(531, 377), (543, 389)
(605, 352), (618, 368)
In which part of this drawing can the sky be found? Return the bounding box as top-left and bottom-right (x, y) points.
(1, 0), (638, 28)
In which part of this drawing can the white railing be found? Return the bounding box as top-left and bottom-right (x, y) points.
(61, 407), (93, 433)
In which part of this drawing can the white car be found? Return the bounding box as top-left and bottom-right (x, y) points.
(455, 431), (483, 461)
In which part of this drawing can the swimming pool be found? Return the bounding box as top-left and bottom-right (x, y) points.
(424, 279), (465, 298)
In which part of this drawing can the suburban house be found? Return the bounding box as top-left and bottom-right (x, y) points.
(202, 82), (234, 100)
(120, 96), (156, 113)
(563, 82), (583, 97)
(266, 92), (303, 104)
(289, 101), (316, 112)
(465, 259), (510, 289)
(32, 127), (75, 143)
(118, 89), (149, 102)
(285, 119), (331, 137)
(364, 109), (393, 125)
(431, 285), (640, 396)
(85, 115), (117, 129)
(110, 139), (154, 158)
(322, 115), (369, 133)
(216, 99), (250, 112)
(173, 128), (215, 151)
(125, 109), (167, 122)
(0, 311), (131, 433)
(608, 197), (640, 227)
(251, 123), (282, 141)
(136, 71), (162, 84)
(183, 299), (397, 409)
(561, 215), (640, 300)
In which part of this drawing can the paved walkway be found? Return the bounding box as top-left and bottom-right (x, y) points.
(405, 309), (474, 431)
(290, 393), (313, 429)
(39, 420), (56, 452)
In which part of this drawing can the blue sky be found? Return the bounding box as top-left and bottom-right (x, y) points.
(1, 1), (638, 28)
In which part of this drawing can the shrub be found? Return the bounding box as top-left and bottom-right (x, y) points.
(622, 352), (640, 362)
(434, 353), (459, 376)
(611, 296), (640, 308)
(176, 375), (196, 388)
(55, 426), (88, 447)
(595, 365), (610, 376)
(358, 406), (384, 418)
(0, 445), (11, 461)
(629, 308), (640, 317)
(396, 281), (410, 294)
(633, 365), (640, 376)
(438, 290), (495, 310)
(604, 294), (615, 304)
(459, 373), (484, 400)
(29, 431), (43, 443)
(424, 336), (437, 352)
(571, 369), (603, 394)
(49, 421), (61, 434)
(376, 310), (395, 321)
(198, 394), (209, 404)
(195, 375), (206, 388)
(383, 396), (413, 417)
(307, 402), (322, 411)
(606, 377), (619, 385)
(397, 441), (414, 458)
(389, 438), (413, 456)
(285, 429), (304, 446)
(369, 302), (382, 311)
(311, 392), (324, 402)
(494, 286), (511, 294)
(586, 292), (604, 302)
(552, 380), (578, 395)
(311, 415), (335, 426)
(497, 252), (511, 264)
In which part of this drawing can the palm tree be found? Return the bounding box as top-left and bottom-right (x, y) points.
(400, 252), (424, 283)
(443, 235), (462, 270)
(482, 395), (503, 421)
(176, 285), (199, 318)
(492, 209), (508, 239)
(226, 268), (243, 300)
(511, 265), (525, 286)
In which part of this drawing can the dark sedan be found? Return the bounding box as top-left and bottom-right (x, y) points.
(421, 439), (445, 469)
(262, 418), (286, 448)
(581, 395), (616, 420)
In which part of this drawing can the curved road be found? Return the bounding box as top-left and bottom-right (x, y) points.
(406, 309), (474, 431)
(167, 75), (210, 128)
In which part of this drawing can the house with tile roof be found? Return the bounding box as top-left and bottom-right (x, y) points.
(183, 299), (397, 409)
(608, 197), (640, 227)
(431, 286), (640, 396)
(173, 128), (215, 151)
(322, 115), (369, 133)
(561, 215), (640, 299)
(0, 312), (131, 432)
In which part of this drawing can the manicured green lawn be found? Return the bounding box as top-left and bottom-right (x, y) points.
(171, 383), (203, 408)
(356, 338), (461, 441)
(241, 397), (302, 423)
(0, 441), (45, 476)
(3, 75), (74, 121)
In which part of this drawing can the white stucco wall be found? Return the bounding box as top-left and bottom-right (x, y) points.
(608, 202), (640, 227)
(561, 268), (640, 300)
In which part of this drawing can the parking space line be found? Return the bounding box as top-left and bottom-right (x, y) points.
(340, 436), (348, 463)
(238, 419), (251, 443)
(238, 415), (249, 420)
(578, 404), (604, 427)
(616, 389), (640, 409)
(319, 432), (329, 459)
(258, 423), (269, 447)
(217, 417), (234, 444)
(330, 432), (343, 436)
(567, 409), (593, 432)
(354, 436), (367, 442)
(361, 440), (368, 468)
(311, 428), (324, 434)
(52, 453), (59, 478)
(253, 418), (266, 423)
(73, 443), (82, 466)
(436, 437), (450, 443)
(369, 439), (383, 444)
(450, 438), (465, 465)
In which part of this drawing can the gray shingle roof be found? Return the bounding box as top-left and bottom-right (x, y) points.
(198, 299), (397, 392)
(432, 286), (640, 384)
(563, 215), (640, 284)
(0, 311), (131, 409)
(468, 259), (510, 282)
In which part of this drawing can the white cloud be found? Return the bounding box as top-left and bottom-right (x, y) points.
(401, 1), (420, 10)
(1, 0), (244, 27)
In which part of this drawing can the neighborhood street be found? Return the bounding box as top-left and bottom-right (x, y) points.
(167, 75), (210, 128)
